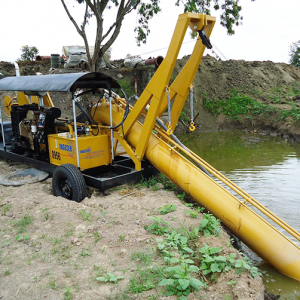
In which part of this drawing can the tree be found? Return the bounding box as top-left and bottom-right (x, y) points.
(289, 40), (300, 67)
(20, 45), (39, 61)
(61, 0), (254, 71)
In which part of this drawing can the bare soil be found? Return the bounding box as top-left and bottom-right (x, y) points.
(0, 158), (265, 300)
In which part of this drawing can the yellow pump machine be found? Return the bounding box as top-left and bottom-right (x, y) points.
(0, 13), (300, 281)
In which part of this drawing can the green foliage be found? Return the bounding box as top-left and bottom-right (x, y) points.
(20, 45), (39, 61)
(64, 287), (73, 300)
(1, 203), (12, 215)
(185, 210), (198, 219)
(117, 78), (135, 98)
(159, 204), (177, 215)
(96, 273), (124, 285)
(79, 210), (92, 221)
(145, 217), (171, 235)
(138, 176), (159, 190)
(64, 0), (252, 71)
(280, 105), (300, 122)
(177, 192), (186, 201)
(14, 215), (33, 233)
(159, 263), (205, 299)
(203, 91), (272, 120)
(289, 40), (300, 67)
(199, 245), (262, 279)
(199, 213), (221, 236)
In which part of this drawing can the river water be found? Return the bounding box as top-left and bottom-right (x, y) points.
(177, 131), (300, 299)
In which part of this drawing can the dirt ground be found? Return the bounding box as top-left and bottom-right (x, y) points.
(0, 57), (298, 299)
(0, 158), (266, 300)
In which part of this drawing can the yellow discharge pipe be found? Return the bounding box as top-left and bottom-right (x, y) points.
(93, 102), (300, 281)
(155, 127), (300, 242)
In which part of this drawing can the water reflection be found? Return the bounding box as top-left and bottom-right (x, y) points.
(177, 130), (300, 297)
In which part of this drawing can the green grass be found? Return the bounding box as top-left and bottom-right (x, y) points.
(203, 91), (273, 120)
(14, 215), (33, 234)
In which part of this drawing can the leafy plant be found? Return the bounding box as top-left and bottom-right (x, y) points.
(177, 192), (186, 201)
(64, 287), (73, 300)
(185, 210), (198, 219)
(199, 213), (221, 236)
(79, 210), (92, 221)
(227, 280), (237, 287)
(96, 273), (124, 285)
(159, 263), (205, 299)
(199, 245), (234, 275)
(145, 217), (171, 235)
(159, 204), (177, 215)
(94, 232), (102, 243)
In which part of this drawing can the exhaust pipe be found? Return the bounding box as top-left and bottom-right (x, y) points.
(145, 56), (164, 68)
(14, 62), (20, 77)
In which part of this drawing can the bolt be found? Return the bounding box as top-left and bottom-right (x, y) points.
(194, 25), (198, 29)
(134, 153), (137, 156)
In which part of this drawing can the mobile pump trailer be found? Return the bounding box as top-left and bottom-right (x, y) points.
(0, 13), (300, 281)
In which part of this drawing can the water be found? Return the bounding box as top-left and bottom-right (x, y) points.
(177, 131), (300, 299)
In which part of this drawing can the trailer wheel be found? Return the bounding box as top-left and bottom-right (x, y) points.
(52, 164), (87, 202)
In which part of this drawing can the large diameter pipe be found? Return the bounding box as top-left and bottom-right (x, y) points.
(92, 102), (300, 281)
(145, 56), (164, 68)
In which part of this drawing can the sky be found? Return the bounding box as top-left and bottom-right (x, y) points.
(0, 0), (299, 64)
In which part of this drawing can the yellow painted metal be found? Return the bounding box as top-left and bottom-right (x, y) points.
(3, 95), (15, 116)
(43, 92), (54, 107)
(158, 15), (215, 131)
(121, 13), (215, 162)
(113, 132), (141, 171)
(93, 100), (300, 281)
(48, 132), (110, 171)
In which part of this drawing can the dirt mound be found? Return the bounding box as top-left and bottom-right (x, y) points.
(0, 157), (267, 300)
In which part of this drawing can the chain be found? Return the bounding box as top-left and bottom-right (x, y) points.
(209, 49), (221, 60)
(189, 85), (195, 132)
(165, 86), (173, 135)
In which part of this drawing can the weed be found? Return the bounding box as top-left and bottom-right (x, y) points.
(49, 277), (59, 290)
(203, 91), (273, 120)
(118, 78), (135, 98)
(64, 287), (73, 300)
(80, 248), (91, 258)
(15, 233), (30, 241)
(227, 280), (237, 287)
(96, 273), (124, 285)
(129, 264), (162, 293)
(158, 204), (177, 215)
(131, 251), (152, 263)
(159, 263), (205, 299)
(14, 215), (33, 233)
(118, 235), (126, 242)
(177, 192), (186, 201)
(1, 204), (12, 215)
(145, 217), (171, 235)
(79, 210), (92, 222)
(4, 269), (10, 276)
(199, 213), (221, 236)
(94, 232), (102, 243)
(139, 176), (159, 190)
(280, 105), (300, 122)
(199, 245), (232, 275)
(185, 210), (198, 219)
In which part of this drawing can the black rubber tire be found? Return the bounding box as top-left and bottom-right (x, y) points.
(52, 164), (87, 202)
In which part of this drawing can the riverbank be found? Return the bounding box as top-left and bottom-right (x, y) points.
(0, 158), (272, 300)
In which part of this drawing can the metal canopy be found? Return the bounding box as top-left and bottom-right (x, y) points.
(0, 72), (120, 92)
